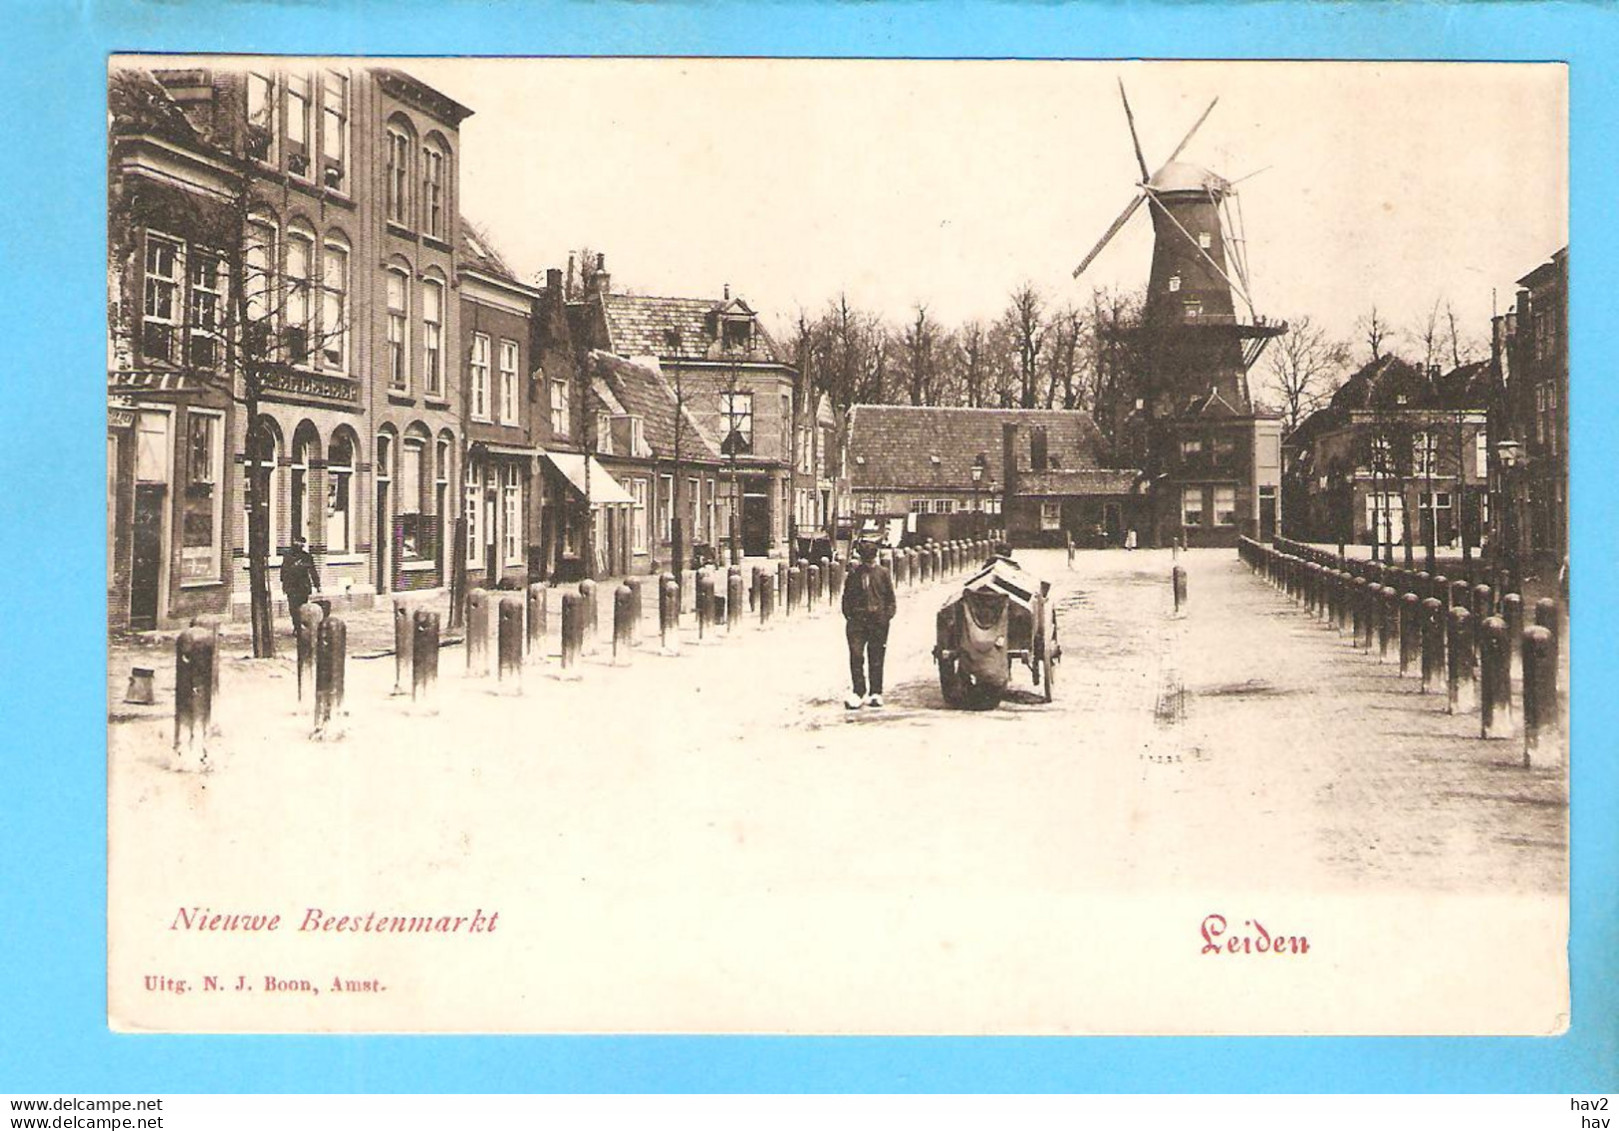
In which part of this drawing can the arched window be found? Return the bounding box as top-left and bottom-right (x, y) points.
(319, 236), (349, 372)
(326, 429), (357, 554)
(243, 419), (281, 559)
(284, 225), (315, 364)
(290, 423), (320, 547)
(422, 136), (448, 240)
(386, 266), (410, 390)
(386, 117), (416, 227)
(422, 275), (445, 395)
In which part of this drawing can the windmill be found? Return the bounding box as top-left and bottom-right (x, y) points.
(1074, 80), (1284, 415)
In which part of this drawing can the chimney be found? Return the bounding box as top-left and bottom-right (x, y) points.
(566, 254), (576, 299)
(1002, 421), (1020, 504)
(546, 267), (562, 291)
(588, 253), (611, 297)
(724, 283), (730, 301)
(1030, 425), (1049, 472)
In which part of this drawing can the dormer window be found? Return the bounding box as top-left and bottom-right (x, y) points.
(1168, 275), (1182, 293)
(722, 318), (752, 351)
(1198, 231), (1212, 250)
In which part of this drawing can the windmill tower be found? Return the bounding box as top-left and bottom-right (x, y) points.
(1074, 82), (1286, 545)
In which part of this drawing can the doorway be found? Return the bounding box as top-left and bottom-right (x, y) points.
(129, 483), (166, 630)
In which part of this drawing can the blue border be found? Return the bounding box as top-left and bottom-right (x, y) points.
(2, 0), (1614, 1094)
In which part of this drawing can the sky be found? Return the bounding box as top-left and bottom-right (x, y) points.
(403, 59), (1563, 356)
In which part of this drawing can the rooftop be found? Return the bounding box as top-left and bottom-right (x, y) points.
(596, 292), (788, 366)
(846, 405), (1122, 491)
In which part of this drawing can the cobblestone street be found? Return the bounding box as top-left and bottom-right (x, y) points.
(107, 547), (1569, 1033)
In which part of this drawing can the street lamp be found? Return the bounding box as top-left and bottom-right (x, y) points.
(1496, 438), (1523, 593)
(970, 459), (985, 536)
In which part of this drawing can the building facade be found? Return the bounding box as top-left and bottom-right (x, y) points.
(572, 269), (798, 559)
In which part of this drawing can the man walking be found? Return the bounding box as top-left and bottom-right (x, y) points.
(841, 539), (897, 709)
(280, 536), (321, 637)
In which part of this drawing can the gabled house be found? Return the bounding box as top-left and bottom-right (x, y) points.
(571, 262), (798, 558)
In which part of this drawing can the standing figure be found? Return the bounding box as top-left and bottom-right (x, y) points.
(280, 536), (322, 637)
(841, 540), (897, 709)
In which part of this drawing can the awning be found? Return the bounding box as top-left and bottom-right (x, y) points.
(544, 452), (636, 506)
(471, 441), (540, 461)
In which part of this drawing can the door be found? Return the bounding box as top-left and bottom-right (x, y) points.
(741, 491), (771, 557)
(129, 483), (166, 630)
(375, 481), (392, 593)
(1102, 503), (1123, 543)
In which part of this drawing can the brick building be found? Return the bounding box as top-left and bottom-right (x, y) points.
(1492, 248), (1568, 584)
(571, 268), (798, 559)
(843, 405), (1147, 548)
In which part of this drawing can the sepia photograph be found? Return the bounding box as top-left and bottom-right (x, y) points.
(104, 56), (1569, 1035)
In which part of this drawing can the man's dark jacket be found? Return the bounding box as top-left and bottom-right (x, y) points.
(842, 561), (897, 620)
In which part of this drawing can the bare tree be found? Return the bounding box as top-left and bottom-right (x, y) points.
(1357, 305), (1391, 366)
(901, 303), (940, 406)
(1000, 283), (1046, 408)
(1043, 303), (1084, 410)
(957, 320), (990, 408)
(1263, 315), (1351, 436)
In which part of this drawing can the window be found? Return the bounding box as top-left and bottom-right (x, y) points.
(326, 431), (354, 555)
(386, 270), (408, 389)
(422, 143), (446, 240)
(1366, 492), (1404, 544)
(285, 73), (311, 174)
(464, 458), (483, 566)
(1412, 431), (1438, 478)
(859, 496), (879, 516)
(243, 426), (279, 559)
(720, 391), (753, 454)
(985, 497), (1003, 516)
(399, 440), (427, 561)
(470, 333), (491, 421)
(435, 437), (451, 569)
(550, 377), (570, 435)
(499, 339), (519, 423)
(181, 412), (223, 581)
(659, 474), (673, 542)
(185, 250), (225, 369)
(284, 230), (313, 363)
(1369, 436), (1393, 474)
(1040, 502), (1061, 531)
(245, 71), (276, 161)
(422, 279), (444, 395)
(1474, 430), (1488, 479)
(1179, 436), (1203, 459)
(319, 242), (347, 371)
(386, 128), (411, 226)
(1211, 435), (1236, 466)
(1198, 231), (1212, 250)
(1213, 485), (1237, 526)
(245, 221), (274, 324)
(501, 464), (523, 565)
(1182, 486), (1204, 526)
(722, 318), (751, 350)
(631, 478), (649, 553)
(909, 499), (927, 514)
(934, 499), (956, 514)
(290, 432), (317, 546)
(1168, 275), (1182, 293)
(321, 70), (348, 190)
(687, 477), (701, 543)
(141, 234), (181, 362)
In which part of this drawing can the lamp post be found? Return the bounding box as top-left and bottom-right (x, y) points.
(970, 459), (985, 537)
(1496, 437), (1523, 595)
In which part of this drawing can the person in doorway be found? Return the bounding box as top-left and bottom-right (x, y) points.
(1124, 528), (1138, 551)
(841, 539), (897, 709)
(280, 536), (322, 637)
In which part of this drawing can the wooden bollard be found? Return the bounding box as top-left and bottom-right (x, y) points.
(1449, 578), (1469, 613)
(174, 626), (214, 757)
(624, 576), (643, 645)
(1446, 606), (1475, 714)
(1420, 597), (1445, 694)
(1334, 571), (1350, 633)
(560, 591), (584, 671)
(696, 571), (714, 639)
(465, 587), (490, 676)
(296, 602), (323, 701)
(391, 598), (412, 694)
(1534, 597), (1560, 655)
(497, 596), (523, 689)
(412, 609), (440, 708)
(787, 566), (803, 616)
(807, 563), (822, 611)
(613, 584), (635, 664)
(759, 572), (776, 625)
(1415, 571), (1431, 604)
(313, 613), (346, 735)
(1479, 615), (1512, 739)
(776, 561), (789, 611)
(190, 613), (223, 706)
(750, 566), (763, 612)
(1399, 592), (1420, 676)
(1351, 577), (1368, 647)
(830, 558), (844, 603)
(1473, 583), (1494, 621)
(1432, 575), (1450, 611)
(1171, 564), (1187, 616)
(1501, 593), (1524, 678)
(578, 579), (598, 655)
(526, 583), (548, 661)
(660, 578), (680, 655)
(1522, 625), (1558, 765)
(727, 570), (744, 635)
(1379, 584), (1397, 661)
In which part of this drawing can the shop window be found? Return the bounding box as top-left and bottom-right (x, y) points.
(1182, 486), (1204, 526)
(326, 431), (355, 554)
(180, 412), (223, 582)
